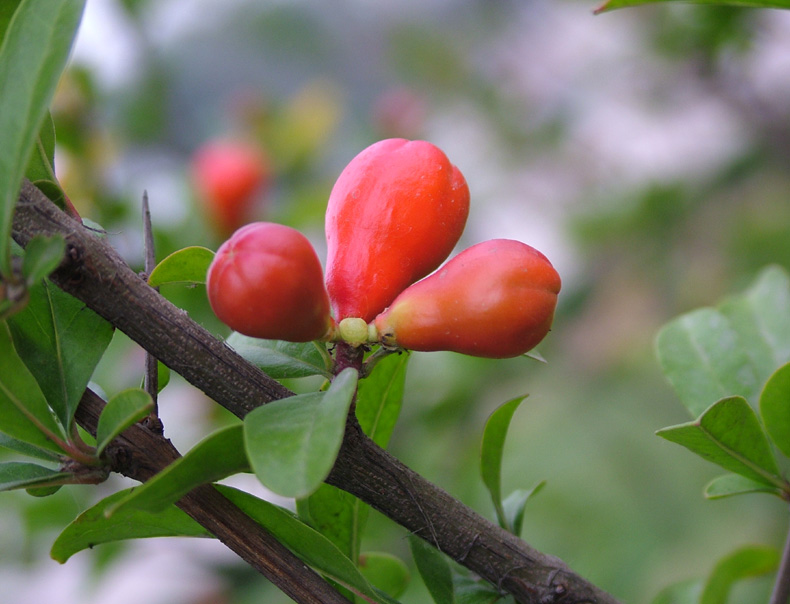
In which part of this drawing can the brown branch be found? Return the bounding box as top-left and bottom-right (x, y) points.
(12, 180), (620, 604)
(74, 389), (350, 604)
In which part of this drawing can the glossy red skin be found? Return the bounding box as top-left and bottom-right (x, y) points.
(373, 239), (561, 358)
(325, 138), (470, 323)
(192, 140), (269, 237)
(206, 222), (332, 342)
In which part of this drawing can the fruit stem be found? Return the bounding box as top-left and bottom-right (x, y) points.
(333, 341), (364, 376)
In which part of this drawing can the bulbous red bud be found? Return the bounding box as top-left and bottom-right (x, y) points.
(325, 138), (470, 323)
(373, 239), (561, 358)
(206, 222), (333, 342)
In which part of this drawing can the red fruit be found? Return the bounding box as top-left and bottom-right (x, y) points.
(325, 138), (470, 323)
(206, 222), (332, 342)
(192, 139), (269, 237)
(373, 239), (561, 358)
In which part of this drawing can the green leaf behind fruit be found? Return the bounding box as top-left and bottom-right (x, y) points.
(147, 246), (214, 287)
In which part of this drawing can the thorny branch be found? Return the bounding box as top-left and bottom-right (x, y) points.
(12, 180), (621, 604)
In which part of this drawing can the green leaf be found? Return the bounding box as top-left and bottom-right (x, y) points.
(147, 246), (214, 287)
(596, 0), (790, 15)
(453, 574), (507, 604)
(25, 112), (64, 206)
(359, 552), (410, 599)
(704, 474), (783, 500)
(109, 424), (249, 516)
(720, 266), (790, 393)
(25, 112), (55, 180)
(227, 333), (333, 379)
(480, 396), (527, 532)
(0, 461), (71, 492)
(656, 396), (783, 488)
(26, 484), (61, 497)
(700, 545), (779, 604)
(21, 234), (64, 283)
(357, 351), (408, 448)
(0, 0), (85, 277)
(95, 388), (154, 455)
(216, 486), (400, 604)
(0, 431), (62, 461)
(656, 266), (790, 416)
(0, 3), (23, 43)
(650, 579), (703, 604)
(656, 308), (760, 417)
(298, 355), (402, 565)
(7, 279), (114, 431)
(409, 535), (456, 604)
(501, 481), (545, 537)
(297, 483), (367, 563)
(244, 368), (357, 499)
(51, 487), (212, 563)
(760, 362), (790, 458)
(0, 322), (66, 453)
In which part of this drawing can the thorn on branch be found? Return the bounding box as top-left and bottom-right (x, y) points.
(142, 190), (160, 420)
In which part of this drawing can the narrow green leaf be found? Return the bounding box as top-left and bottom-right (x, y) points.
(480, 396), (527, 532)
(357, 351), (408, 448)
(244, 368), (357, 499)
(25, 112), (64, 206)
(21, 234), (64, 283)
(51, 487), (212, 563)
(650, 579), (703, 604)
(704, 474), (783, 500)
(760, 362), (790, 458)
(596, 0), (790, 15)
(227, 333), (333, 379)
(147, 246), (214, 287)
(409, 535), (456, 604)
(0, 461), (70, 492)
(656, 396), (782, 488)
(0, 322), (66, 453)
(28, 112), (56, 177)
(7, 279), (114, 431)
(0, 0), (85, 276)
(216, 486), (400, 604)
(359, 552), (410, 599)
(95, 388), (154, 455)
(700, 545), (779, 604)
(0, 431), (62, 461)
(656, 308), (759, 417)
(109, 424), (249, 516)
(502, 481), (546, 537)
(720, 266), (790, 390)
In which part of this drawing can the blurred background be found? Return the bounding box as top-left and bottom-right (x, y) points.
(3, 0), (790, 602)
